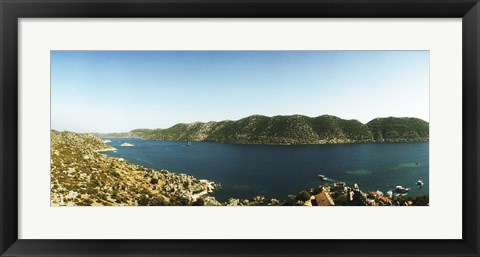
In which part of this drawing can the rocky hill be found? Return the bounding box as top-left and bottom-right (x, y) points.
(96, 115), (429, 144)
(367, 117), (429, 142)
(50, 130), (220, 206)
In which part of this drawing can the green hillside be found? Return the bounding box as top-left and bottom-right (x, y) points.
(367, 117), (429, 142)
(96, 115), (429, 145)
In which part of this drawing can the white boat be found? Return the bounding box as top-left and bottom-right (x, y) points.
(120, 142), (134, 147)
(394, 185), (410, 193)
(416, 180), (424, 187)
(317, 174), (327, 180)
(386, 190), (393, 197)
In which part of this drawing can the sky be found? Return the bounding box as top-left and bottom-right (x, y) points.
(51, 51), (429, 133)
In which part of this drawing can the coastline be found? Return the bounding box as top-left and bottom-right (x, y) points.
(99, 139), (428, 206)
(96, 149), (219, 201)
(96, 147), (117, 152)
(52, 130), (428, 206)
(95, 145), (218, 200)
(51, 130), (220, 206)
(99, 136), (429, 146)
(94, 115), (429, 145)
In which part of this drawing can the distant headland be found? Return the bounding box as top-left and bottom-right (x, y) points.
(94, 114), (429, 145)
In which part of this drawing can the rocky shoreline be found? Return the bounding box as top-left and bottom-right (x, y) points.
(51, 130), (220, 206)
(51, 130), (428, 206)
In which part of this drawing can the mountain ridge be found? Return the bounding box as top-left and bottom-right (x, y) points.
(93, 114), (429, 144)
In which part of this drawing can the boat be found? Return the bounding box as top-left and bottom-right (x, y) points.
(386, 190), (393, 197)
(317, 174), (327, 180)
(394, 185), (410, 193)
(120, 142), (134, 147)
(416, 180), (424, 187)
(187, 140), (192, 146)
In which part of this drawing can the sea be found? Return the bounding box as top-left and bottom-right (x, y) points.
(101, 138), (429, 202)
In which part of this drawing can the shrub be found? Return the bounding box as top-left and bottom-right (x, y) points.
(81, 198), (93, 206)
(332, 194), (347, 206)
(150, 178), (159, 184)
(137, 195), (149, 206)
(282, 194), (297, 206)
(149, 196), (168, 206)
(412, 195), (429, 206)
(192, 197), (205, 206)
(170, 196), (190, 206)
(296, 190), (311, 202)
(98, 193), (107, 201)
(311, 186), (323, 195)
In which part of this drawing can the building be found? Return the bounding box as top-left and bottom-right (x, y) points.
(369, 191), (392, 206)
(332, 182), (348, 194)
(346, 184), (369, 206)
(312, 192), (335, 206)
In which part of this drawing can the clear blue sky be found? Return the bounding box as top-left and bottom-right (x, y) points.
(51, 51), (429, 133)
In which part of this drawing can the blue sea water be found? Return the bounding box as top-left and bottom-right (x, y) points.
(101, 138), (429, 202)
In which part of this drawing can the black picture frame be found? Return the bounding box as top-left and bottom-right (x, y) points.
(1, 0), (479, 256)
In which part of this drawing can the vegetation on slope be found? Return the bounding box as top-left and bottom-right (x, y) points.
(367, 117), (429, 142)
(51, 130), (219, 206)
(96, 115), (429, 145)
(51, 130), (428, 206)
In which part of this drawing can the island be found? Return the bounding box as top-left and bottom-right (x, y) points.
(95, 115), (429, 145)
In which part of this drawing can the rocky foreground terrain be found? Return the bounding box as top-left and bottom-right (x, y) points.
(51, 130), (428, 206)
(51, 130), (220, 206)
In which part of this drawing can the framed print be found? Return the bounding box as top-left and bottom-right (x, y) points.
(48, 49), (431, 208)
(1, 0), (479, 256)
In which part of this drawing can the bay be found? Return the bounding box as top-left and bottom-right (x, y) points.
(101, 138), (429, 202)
